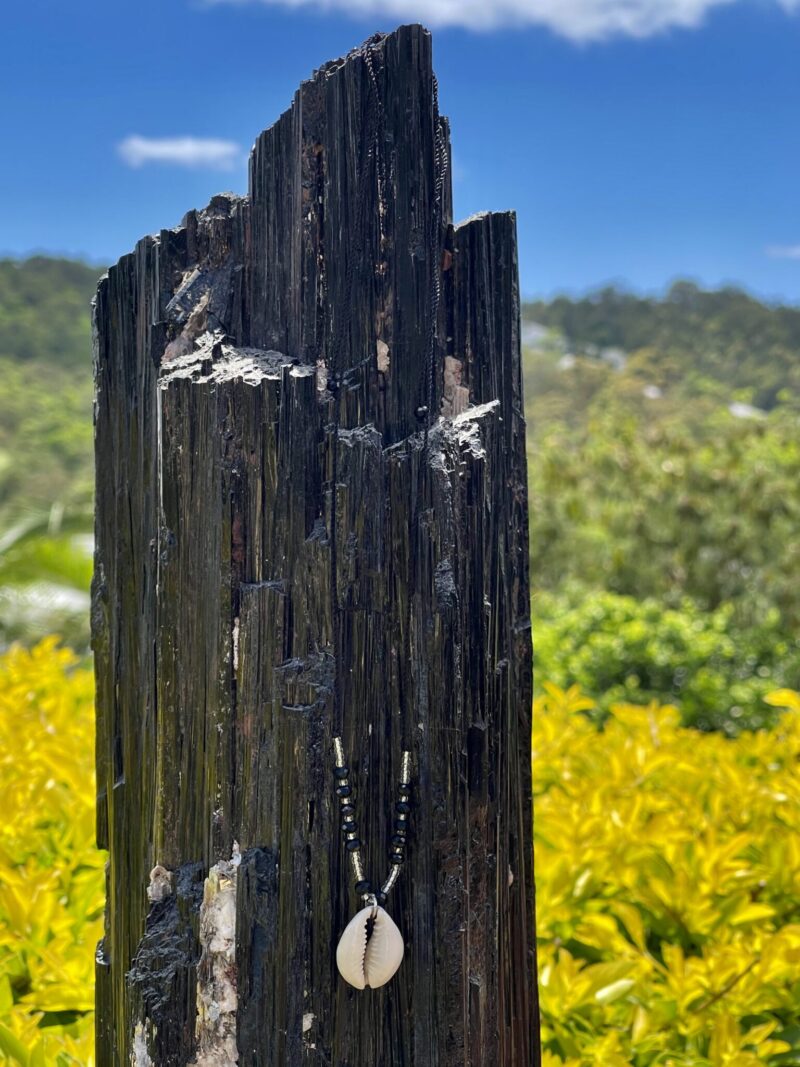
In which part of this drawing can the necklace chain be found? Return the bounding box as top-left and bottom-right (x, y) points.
(330, 36), (445, 908)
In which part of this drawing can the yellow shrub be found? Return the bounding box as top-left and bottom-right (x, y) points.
(535, 683), (800, 1066)
(1, 644), (798, 1065)
(0, 640), (102, 1066)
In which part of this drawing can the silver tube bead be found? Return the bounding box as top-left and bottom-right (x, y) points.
(333, 736), (346, 767)
(350, 850), (365, 883)
(381, 864), (402, 896)
(400, 750), (412, 786)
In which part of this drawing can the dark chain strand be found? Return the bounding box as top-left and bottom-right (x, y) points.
(328, 40), (382, 737)
(421, 72), (449, 456)
(330, 40), (445, 903)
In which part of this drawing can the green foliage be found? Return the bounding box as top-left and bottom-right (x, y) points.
(535, 683), (800, 1067)
(523, 283), (800, 735)
(0, 640), (101, 1065)
(0, 258), (101, 369)
(0, 258), (100, 649)
(0, 514), (92, 650)
(0, 353), (94, 521)
(524, 281), (800, 410)
(0, 257), (99, 525)
(529, 408), (800, 629)
(534, 590), (800, 733)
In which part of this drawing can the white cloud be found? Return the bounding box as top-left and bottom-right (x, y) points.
(766, 244), (800, 260)
(204, 0), (796, 41)
(118, 135), (242, 170)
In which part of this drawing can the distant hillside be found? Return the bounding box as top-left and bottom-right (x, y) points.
(523, 281), (800, 412)
(0, 257), (103, 368)
(522, 281), (800, 635)
(0, 258), (103, 521)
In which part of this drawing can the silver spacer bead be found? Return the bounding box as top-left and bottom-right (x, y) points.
(333, 736), (346, 767)
(381, 864), (402, 896)
(400, 750), (412, 787)
(350, 851), (365, 882)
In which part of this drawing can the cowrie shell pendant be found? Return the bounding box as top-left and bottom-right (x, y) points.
(336, 904), (404, 989)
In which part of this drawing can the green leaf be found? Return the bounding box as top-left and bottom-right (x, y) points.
(0, 1022), (30, 1066)
(28, 1039), (46, 1067)
(594, 978), (636, 1004)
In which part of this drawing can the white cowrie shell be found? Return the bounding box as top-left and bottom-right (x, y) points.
(336, 904), (404, 989)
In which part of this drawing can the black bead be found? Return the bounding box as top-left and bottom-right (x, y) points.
(390, 850), (405, 864)
(395, 801), (411, 814)
(340, 803), (355, 817)
(334, 766), (350, 779)
(391, 833), (406, 847)
(394, 817), (408, 831)
(335, 784), (352, 798)
(355, 879), (372, 895)
(341, 820), (357, 834)
(376, 891), (387, 905)
(345, 837), (361, 852)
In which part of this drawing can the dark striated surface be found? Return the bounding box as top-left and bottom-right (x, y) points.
(93, 23), (538, 1066)
(126, 863), (206, 1063)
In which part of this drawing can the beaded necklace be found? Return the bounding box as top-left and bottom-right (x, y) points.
(331, 741), (412, 988)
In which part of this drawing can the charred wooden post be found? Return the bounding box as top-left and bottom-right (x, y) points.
(93, 24), (539, 1066)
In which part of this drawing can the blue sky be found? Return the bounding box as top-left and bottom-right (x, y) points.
(2, 0), (799, 302)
